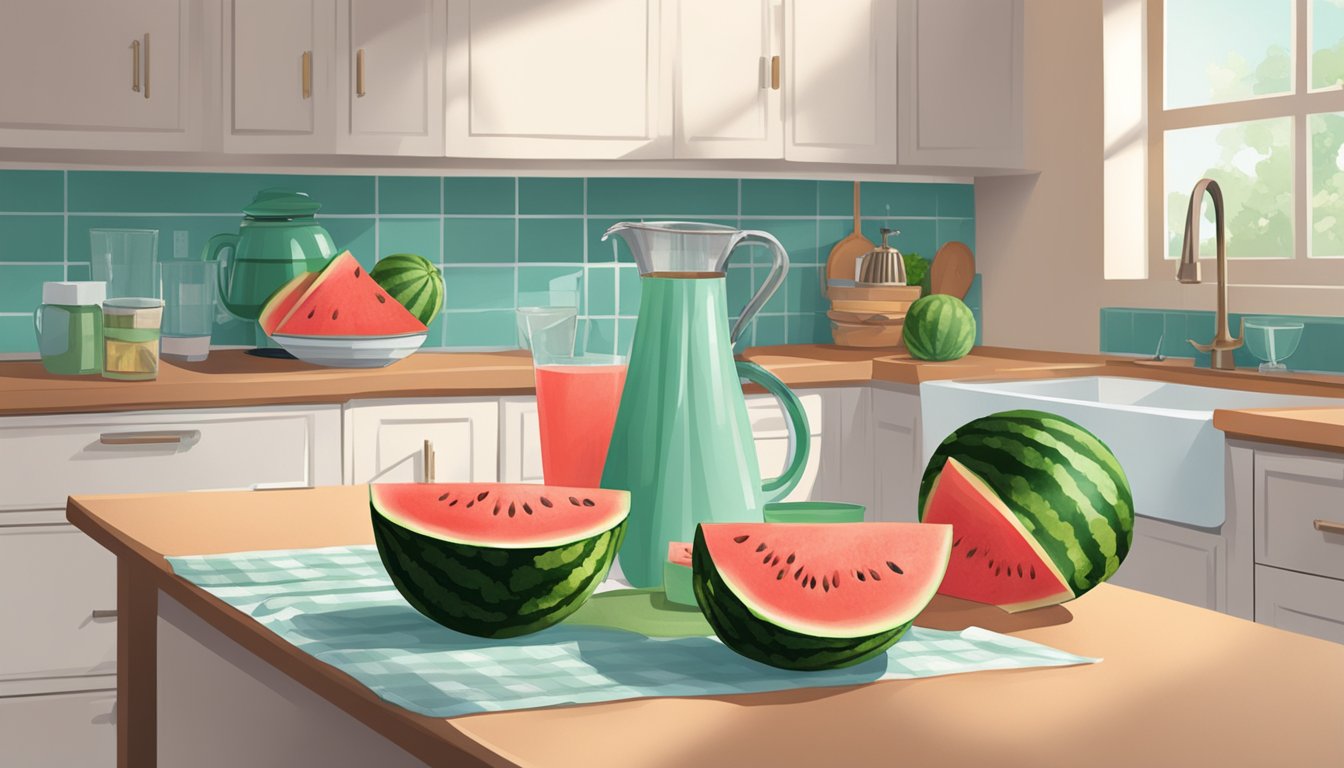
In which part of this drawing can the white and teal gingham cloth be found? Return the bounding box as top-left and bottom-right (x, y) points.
(166, 545), (1098, 719)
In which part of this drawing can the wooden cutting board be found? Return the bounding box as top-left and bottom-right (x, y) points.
(930, 241), (975, 298)
(823, 182), (874, 296)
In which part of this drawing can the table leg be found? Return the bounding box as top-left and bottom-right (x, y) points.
(117, 557), (157, 768)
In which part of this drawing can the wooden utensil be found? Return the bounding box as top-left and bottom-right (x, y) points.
(930, 241), (975, 298)
(823, 182), (875, 297)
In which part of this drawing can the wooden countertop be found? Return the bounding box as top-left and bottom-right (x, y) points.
(68, 486), (1344, 768)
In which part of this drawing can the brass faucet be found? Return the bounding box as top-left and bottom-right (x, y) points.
(1177, 178), (1243, 370)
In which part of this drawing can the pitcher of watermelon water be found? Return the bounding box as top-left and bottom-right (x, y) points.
(600, 222), (811, 588)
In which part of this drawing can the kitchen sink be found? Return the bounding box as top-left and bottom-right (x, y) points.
(919, 375), (1342, 528)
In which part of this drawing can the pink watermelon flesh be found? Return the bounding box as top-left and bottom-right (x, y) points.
(701, 522), (951, 638)
(259, 271), (319, 336)
(668, 541), (692, 567)
(922, 458), (1074, 612)
(273, 251), (426, 337)
(370, 483), (629, 549)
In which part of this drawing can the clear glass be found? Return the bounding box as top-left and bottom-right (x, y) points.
(1243, 317), (1304, 372)
(90, 229), (159, 299)
(1310, 112), (1344, 257)
(1164, 117), (1293, 259)
(1311, 0), (1344, 90)
(102, 298), (163, 381)
(159, 260), (217, 361)
(1165, 0), (1292, 109)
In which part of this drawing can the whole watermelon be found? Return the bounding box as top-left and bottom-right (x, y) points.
(370, 253), (444, 326)
(903, 294), (975, 361)
(918, 409), (1134, 598)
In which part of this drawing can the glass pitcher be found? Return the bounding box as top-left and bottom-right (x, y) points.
(600, 222), (811, 588)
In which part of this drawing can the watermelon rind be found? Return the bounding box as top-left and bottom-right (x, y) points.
(370, 485), (628, 639)
(918, 409), (1134, 598)
(371, 253), (444, 326)
(691, 524), (951, 671)
(903, 294), (975, 361)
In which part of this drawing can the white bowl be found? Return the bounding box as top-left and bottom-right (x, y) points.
(271, 332), (428, 368)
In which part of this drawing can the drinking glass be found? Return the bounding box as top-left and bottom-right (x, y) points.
(102, 298), (164, 381)
(159, 260), (217, 362)
(90, 229), (159, 300)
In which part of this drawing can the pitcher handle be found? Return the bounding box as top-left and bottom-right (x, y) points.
(729, 230), (790, 345)
(737, 361), (811, 503)
(206, 234), (242, 318)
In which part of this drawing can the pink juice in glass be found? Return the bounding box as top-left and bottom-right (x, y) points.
(535, 361), (628, 487)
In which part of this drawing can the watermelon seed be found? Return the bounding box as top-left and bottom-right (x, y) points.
(733, 535), (750, 544)
(1030, 566), (1037, 579)
(477, 491), (489, 502)
(376, 294), (386, 304)
(822, 576), (830, 592)
(988, 559), (995, 568)
(776, 570), (785, 580)
(762, 552), (772, 564)
(965, 547), (978, 558)
(886, 561), (903, 575)
(540, 497), (553, 508)
(868, 568), (881, 581)
(953, 537), (962, 548)
(306, 309), (315, 319)
(1017, 564), (1023, 578)
(856, 570), (866, 582)
(756, 543), (767, 553)
(809, 576), (817, 589)
(793, 566), (803, 580)
(833, 570), (841, 587)
(354, 267), (362, 278)
(493, 500), (501, 515)
(569, 496), (580, 506)
(786, 553), (796, 564)
(771, 554), (780, 566)
(995, 567), (1002, 576)
(508, 502), (517, 518)
(331, 309), (339, 320)
(582, 498), (595, 507)
(437, 492), (450, 502)
(523, 502), (534, 515)
(448, 499), (458, 507)
(466, 499), (474, 508)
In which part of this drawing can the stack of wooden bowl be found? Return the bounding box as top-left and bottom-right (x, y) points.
(827, 284), (923, 347)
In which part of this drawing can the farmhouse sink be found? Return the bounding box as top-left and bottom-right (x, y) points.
(919, 376), (1342, 528)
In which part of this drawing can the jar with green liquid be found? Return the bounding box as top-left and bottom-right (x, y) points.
(34, 282), (106, 375)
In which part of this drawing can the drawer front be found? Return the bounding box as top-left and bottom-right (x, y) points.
(1255, 565), (1344, 645)
(0, 689), (115, 767)
(1254, 451), (1344, 580)
(0, 406), (342, 512)
(0, 525), (117, 681)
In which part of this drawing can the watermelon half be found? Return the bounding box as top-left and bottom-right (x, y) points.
(273, 251), (426, 337)
(918, 410), (1134, 611)
(370, 483), (629, 638)
(693, 522), (952, 671)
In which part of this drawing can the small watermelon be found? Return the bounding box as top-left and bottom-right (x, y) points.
(693, 522), (952, 670)
(663, 541), (696, 607)
(273, 252), (426, 337)
(370, 253), (444, 326)
(258, 271), (318, 336)
(918, 410), (1134, 611)
(370, 483), (629, 638)
(903, 294), (975, 361)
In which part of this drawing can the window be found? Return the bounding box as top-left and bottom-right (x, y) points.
(1106, 0), (1344, 286)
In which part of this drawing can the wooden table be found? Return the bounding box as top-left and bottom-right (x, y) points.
(69, 486), (1344, 767)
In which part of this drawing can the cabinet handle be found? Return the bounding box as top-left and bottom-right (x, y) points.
(302, 50), (313, 99)
(99, 430), (199, 446)
(355, 48), (366, 97)
(130, 39), (141, 92)
(142, 33), (150, 99)
(91, 609), (118, 620)
(770, 55), (781, 90)
(423, 439), (435, 483)
(1315, 519), (1344, 535)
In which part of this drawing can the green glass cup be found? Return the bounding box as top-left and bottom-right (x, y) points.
(102, 298), (164, 381)
(763, 501), (866, 524)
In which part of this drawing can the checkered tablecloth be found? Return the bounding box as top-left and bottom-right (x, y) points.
(167, 545), (1098, 718)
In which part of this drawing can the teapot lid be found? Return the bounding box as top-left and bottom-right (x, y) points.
(243, 188), (322, 219)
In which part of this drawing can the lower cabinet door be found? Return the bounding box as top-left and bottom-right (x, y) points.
(1109, 515), (1225, 612)
(0, 689), (116, 767)
(499, 397), (544, 484)
(747, 392), (824, 503)
(1255, 565), (1344, 645)
(344, 398), (499, 484)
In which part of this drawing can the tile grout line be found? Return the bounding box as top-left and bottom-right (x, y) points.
(439, 176), (447, 346)
(63, 170), (69, 281)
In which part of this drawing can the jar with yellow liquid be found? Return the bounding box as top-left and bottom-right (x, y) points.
(102, 298), (163, 381)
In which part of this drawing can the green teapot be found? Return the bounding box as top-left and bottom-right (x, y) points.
(208, 189), (337, 347)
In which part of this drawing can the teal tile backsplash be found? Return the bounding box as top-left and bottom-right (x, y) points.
(1101, 307), (1344, 373)
(0, 170), (977, 354)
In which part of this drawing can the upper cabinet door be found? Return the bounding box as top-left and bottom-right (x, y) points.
(225, 0), (336, 153)
(336, 0), (445, 156)
(674, 0), (782, 159)
(0, 0), (198, 150)
(783, 0), (898, 164)
(898, 0), (1023, 168)
(445, 0), (672, 159)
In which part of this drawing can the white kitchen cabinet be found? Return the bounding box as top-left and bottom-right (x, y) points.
(224, 0), (336, 153)
(808, 387), (875, 511)
(335, 0), (445, 155)
(0, 405), (343, 513)
(0, 689), (116, 768)
(0, 0), (201, 150)
(783, 0), (899, 164)
(897, 0), (1024, 168)
(746, 390), (824, 502)
(674, 0), (782, 159)
(871, 383), (922, 522)
(499, 396), (544, 484)
(1255, 565), (1344, 645)
(344, 398), (499, 484)
(444, 0), (673, 159)
(1108, 516), (1230, 613)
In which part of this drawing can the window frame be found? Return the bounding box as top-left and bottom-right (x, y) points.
(1145, 0), (1344, 287)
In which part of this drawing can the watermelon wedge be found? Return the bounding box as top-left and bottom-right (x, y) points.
(273, 251), (426, 337)
(693, 522), (951, 670)
(370, 483), (628, 638)
(258, 271), (319, 336)
(663, 541), (696, 607)
(921, 458), (1073, 612)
